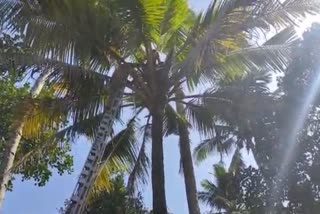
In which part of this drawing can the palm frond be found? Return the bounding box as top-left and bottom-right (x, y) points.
(127, 122), (151, 193)
(101, 119), (138, 166)
(116, 0), (166, 45)
(22, 91), (115, 139)
(180, 0), (320, 86)
(21, 97), (69, 138)
(11, 130), (72, 179)
(199, 71), (273, 128)
(213, 164), (227, 178)
(0, 0), (128, 63)
(89, 119), (139, 197)
(0, 50), (112, 102)
(228, 148), (245, 175)
(198, 179), (218, 206)
(159, 0), (192, 52)
(184, 100), (215, 136)
(224, 44), (291, 74)
(264, 26), (298, 45)
(89, 164), (114, 196)
(56, 114), (103, 141)
(193, 136), (234, 164)
(161, 0), (188, 33)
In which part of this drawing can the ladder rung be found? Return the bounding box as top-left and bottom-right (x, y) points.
(71, 194), (80, 203)
(66, 81), (126, 214)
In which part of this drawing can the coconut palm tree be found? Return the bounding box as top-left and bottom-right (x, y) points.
(0, 42), (124, 208)
(120, 1), (319, 212)
(1, 1), (320, 213)
(93, 8), (311, 213)
(192, 26), (299, 166)
(198, 149), (247, 214)
(0, 1), (193, 212)
(192, 70), (274, 165)
(0, 0), (157, 209)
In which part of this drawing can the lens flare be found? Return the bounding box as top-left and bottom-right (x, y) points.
(268, 69), (320, 213)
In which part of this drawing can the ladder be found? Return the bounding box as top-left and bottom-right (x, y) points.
(65, 66), (128, 214)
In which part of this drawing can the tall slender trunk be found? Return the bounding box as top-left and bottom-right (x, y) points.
(0, 69), (52, 207)
(176, 103), (201, 214)
(151, 109), (167, 214)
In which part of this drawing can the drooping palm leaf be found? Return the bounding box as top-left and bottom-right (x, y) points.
(0, 49), (112, 108)
(127, 120), (151, 193)
(180, 0), (320, 87)
(56, 114), (103, 141)
(198, 179), (218, 206)
(193, 133), (234, 164)
(0, 0), (136, 65)
(89, 118), (139, 197)
(184, 100), (216, 136)
(20, 97), (69, 138)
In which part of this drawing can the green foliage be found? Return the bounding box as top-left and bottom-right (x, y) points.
(199, 23), (320, 214)
(1, 0), (320, 212)
(60, 174), (150, 214)
(0, 71), (29, 141)
(0, 35), (73, 188)
(15, 131), (73, 187)
(199, 162), (245, 213)
(87, 175), (150, 214)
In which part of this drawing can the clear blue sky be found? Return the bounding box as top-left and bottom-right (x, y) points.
(0, 1), (253, 213)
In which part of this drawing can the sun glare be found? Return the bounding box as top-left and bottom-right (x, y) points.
(297, 15), (320, 36)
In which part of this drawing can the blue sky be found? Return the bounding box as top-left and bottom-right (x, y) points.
(0, 1), (253, 213)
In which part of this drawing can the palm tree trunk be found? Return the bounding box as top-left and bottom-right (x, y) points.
(0, 69), (52, 207)
(176, 103), (201, 214)
(151, 109), (168, 214)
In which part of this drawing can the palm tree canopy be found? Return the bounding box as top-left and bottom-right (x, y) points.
(1, 0), (320, 211)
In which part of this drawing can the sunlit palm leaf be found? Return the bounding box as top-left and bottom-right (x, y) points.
(115, 0), (166, 46)
(180, 0), (320, 87)
(159, 0), (192, 52)
(88, 119), (139, 198)
(21, 97), (69, 138)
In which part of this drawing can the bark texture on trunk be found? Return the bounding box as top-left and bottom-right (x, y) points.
(0, 70), (52, 207)
(151, 110), (168, 214)
(177, 104), (201, 214)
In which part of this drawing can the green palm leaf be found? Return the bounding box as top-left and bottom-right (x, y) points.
(180, 0), (320, 87)
(89, 118), (139, 197)
(1, 0), (129, 62)
(127, 122), (151, 193)
(184, 100), (216, 136)
(193, 135), (234, 164)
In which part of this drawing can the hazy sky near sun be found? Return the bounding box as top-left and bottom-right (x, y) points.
(1, 1), (318, 214)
